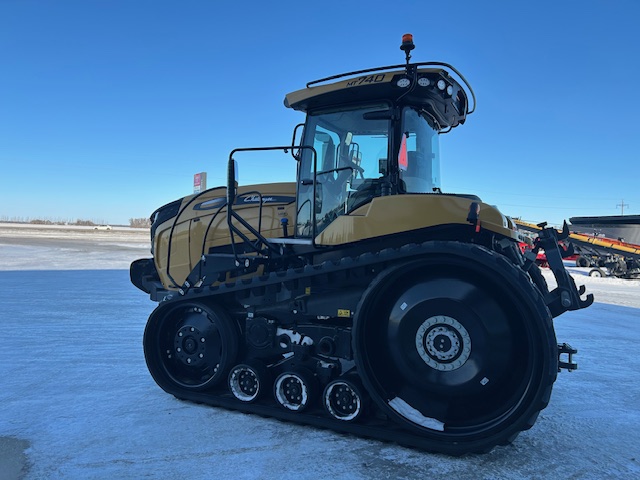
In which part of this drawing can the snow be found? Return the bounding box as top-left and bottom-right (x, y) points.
(388, 398), (445, 431)
(1, 225), (639, 479)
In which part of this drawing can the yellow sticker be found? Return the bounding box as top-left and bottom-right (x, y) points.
(305, 287), (311, 295)
(337, 309), (351, 318)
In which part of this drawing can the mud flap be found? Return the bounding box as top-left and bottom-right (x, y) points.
(534, 222), (594, 317)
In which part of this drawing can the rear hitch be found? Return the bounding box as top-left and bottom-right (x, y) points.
(534, 222), (594, 317)
(558, 342), (578, 372)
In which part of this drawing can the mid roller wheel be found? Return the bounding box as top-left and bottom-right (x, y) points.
(228, 360), (270, 403)
(323, 375), (368, 422)
(274, 368), (318, 412)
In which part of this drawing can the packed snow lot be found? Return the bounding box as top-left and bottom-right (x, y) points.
(0, 223), (149, 271)
(0, 224), (639, 479)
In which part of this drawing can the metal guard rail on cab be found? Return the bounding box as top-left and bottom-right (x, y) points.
(306, 61), (476, 115)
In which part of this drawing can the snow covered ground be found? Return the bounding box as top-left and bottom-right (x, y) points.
(0, 224), (639, 479)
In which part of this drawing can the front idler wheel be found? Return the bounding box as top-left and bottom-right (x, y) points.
(274, 368), (318, 412)
(144, 301), (239, 392)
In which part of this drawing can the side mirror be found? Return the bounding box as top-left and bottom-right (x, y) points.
(227, 159), (238, 204)
(291, 123), (305, 160)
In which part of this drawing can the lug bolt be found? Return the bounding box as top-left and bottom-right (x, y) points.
(187, 358), (192, 364)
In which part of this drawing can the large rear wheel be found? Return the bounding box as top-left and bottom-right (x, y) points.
(143, 301), (239, 392)
(353, 242), (557, 454)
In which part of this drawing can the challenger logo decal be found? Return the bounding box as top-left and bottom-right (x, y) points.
(194, 195), (295, 211)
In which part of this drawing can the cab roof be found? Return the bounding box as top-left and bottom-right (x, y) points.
(284, 62), (475, 131)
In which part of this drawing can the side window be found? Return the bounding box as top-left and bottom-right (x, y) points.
(399, 108), (441, 193)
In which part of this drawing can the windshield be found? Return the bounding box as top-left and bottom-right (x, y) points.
(398, 107), (441, 193)
(296, 105), (390, 237)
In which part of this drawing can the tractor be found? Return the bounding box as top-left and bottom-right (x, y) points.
(131, 34), (592, 454)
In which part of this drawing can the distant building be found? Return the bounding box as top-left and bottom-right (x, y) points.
(570, 215), (640, 245)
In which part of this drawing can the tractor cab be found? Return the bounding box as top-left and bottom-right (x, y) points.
(294, 103), (442, 237)
(285, 34), (475, 238)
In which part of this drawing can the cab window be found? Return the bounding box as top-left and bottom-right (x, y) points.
(296, 105), (390, 237)
(398, 108), (441, 193)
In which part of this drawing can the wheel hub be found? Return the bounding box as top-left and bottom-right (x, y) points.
(415, 315), (471, 371)
(238, 371), (258, 395)
(425, 327), (458, 360)
(284, 378), (302, 400)
(174, 325), (207, 367)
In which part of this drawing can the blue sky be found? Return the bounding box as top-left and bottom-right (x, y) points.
(1, 0), (638, 226)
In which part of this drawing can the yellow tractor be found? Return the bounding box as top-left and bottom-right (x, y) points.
(131, 34), (592, 454)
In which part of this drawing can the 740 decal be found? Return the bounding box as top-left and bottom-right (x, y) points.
(346, 74), (386, 87)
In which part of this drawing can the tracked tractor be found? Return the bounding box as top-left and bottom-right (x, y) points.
(130, 34), (593, 455)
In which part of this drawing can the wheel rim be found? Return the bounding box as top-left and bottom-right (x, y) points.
(274, 371), (313, 411)
(144, 302), (238, 391)
(228, 361), (269, 402)
(229, 365), (260, 402)
(353, 249), (556, 444)
(323, 378), (364, 421)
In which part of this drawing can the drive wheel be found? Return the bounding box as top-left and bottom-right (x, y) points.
(353, 242), (557, 455)
(144, 301), (239, 391)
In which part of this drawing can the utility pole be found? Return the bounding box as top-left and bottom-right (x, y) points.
(616, 199), (629, 215)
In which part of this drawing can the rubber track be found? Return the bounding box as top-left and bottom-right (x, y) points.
(153, 241), (559, 455)
(178, 242), (463, 302)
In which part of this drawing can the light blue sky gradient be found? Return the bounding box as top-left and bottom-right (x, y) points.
(1, 0), (638, 226)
